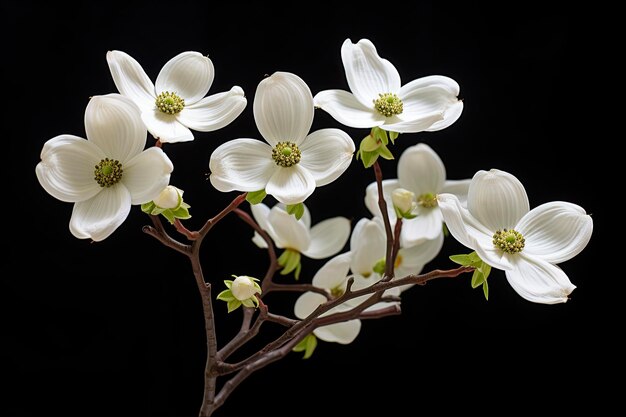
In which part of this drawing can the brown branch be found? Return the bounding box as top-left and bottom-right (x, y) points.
(217, 307), (255, 361)
(265, 313), (298, 327)
(263, 283), (329, 298)
(142, 216), (190, 255)
(373, 161), (394, 279)
(199, 193), (248, 238)
(389, 217), (403, 280)
(174, 218), (200, 240)
(359, 304), (402, 320)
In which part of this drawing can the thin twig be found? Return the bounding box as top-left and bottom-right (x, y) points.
(373, 161), (394, 279)
(199, 193), (248, 238)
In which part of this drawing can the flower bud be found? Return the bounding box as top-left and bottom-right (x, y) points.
(231, 276), (261, 301)
(154, 185), (183, 209)
(392, 188), (416, 216)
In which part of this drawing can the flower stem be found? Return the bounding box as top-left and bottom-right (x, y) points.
(373, 161), (394, 279)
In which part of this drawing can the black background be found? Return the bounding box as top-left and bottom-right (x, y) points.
(4, 2), (615, 416)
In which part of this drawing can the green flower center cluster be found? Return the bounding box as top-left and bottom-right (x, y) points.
(374, 93), (403, 117)
(493, 229), (525, 254)
(417, 192), (437, 208)
(94, 158), (123, 187)
(272, 141), (302, 167)
(155, 91), (185, 114)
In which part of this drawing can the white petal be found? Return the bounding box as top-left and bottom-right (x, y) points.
(341, 38), (401, 106)
(437, 193), (513, 270)
(505, 255), (576, 304)
(122, 148), (173, 204)
(441, 179), (471, 207)
(254, 72), (314, 147)
(265, 165), (316, 205)
(209, 139), (275, 192)
(268, 205), (311, 252)
(313, 90), (385, 128)
(85, 94), (146, 163)
(69, 184), (131, 241)
(346, 274), (400, 312)
(364, 179), (399, 224)
(36, 135), (104, 203)
(468, 169), (530, 231)
(250, 203), (281, 248)
(350, 219), (386, 276)
(294, 292), (326, 319)
(155, 51), (214, 105)
(426, 101), (464, 132)
(311, 252), (352, 290)
(141, 109), (194, 143)
(300, 203), (312, 230)
(382, 112), (445, 134)
(303, 217), (351, 259)
(516, 202), (593, 264)
(299, 129), (355, 187)
(177, 86), (246, 132)
(397, 75), (462, 132)
(314, 320), (361, 344)
(400, 208), (443, 247)
(398, 143), (446, 197)
(350, 218), (367, 253)
(106, 50), (156, 110)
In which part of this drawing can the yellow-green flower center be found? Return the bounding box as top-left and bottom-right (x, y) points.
(493, 229), (525, 254)
(373, 93), (403, 117)
(330, 286), (344, 298)
(94, 158), (123, 187)
(418, 192), (438, 208)
(272, 142), (301, 167)
(155, 91), (185, 114)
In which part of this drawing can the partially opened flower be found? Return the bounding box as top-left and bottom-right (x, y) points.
(314, 39), (463, 133)
(438, 169), (593, 304)
(36, 94), (173, 241)
(365, 144), (470, 247)
(107, 50), (246, 143)
(250, 203), (350, 259)
(209, 72), (355, 205)
(294, 253), (361, 344)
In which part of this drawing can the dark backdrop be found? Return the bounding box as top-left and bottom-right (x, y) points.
(4, 2), (615, 416)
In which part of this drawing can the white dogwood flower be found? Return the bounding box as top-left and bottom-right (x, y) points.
(36, 94), (173, 241)
(314, 39), (463, 133)
(438, 169), (593, 304)
(209, 72), (354, 205)
(250, 203), (350, 259)
(365, 143), (470, 247)
(107, 50), (246, 143)
(294, 253), (361, 344)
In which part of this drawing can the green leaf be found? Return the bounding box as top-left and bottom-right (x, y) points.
(360, 150), (379, 168)
(372, 126), (389, 145)
(227, 299), (242, 313)
(216, 289), (235, 302)
(482, 279), (489, 300)
(161, 210), (176, 224)
(389, 131), (399, 144)
(360, 134), (380, 152)
(141, 201), (155, 214)
(293, 333), (317, 359)
(372, 259), (386, 275)
(449, 254), (471, 265)
(286, 203), (305, 220)
(480, 263), (492, 281)
(468, 251), (482, 264)
(241, 298), (255, 308)
(278, 249), (301, 278)
(377, 143), (394, 160)
(471, 269), (485, 288)
(294, 262), (302, 281)
(246, 190), (267, 205)
(171, 206), (191, 220)
(224, 279), (233, 289)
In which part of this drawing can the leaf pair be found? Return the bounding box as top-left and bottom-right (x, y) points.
(449, 252), (491, 300)
(356, 127), (399, 168)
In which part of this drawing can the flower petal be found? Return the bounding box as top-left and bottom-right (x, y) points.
(303, 217), (351, 259)
(341, 38), (401, 106)
(36, 135), (104, 203)
(314, 319), (361, 344)
(467, 169), (530, 231)
(350, 218), (386, 276)
(505, 255), (576, 304)
(397, 75), (462, 132)
(209, 139), (275, 192)
(177, 86), (246, 132)
(516, 202), (593, 264)
(141, 109), (194, 143)
(268, 205), (311, 252)
(69, 184), (131, 241)
(299, 128), (355, 187)
(441, 179), (471, 207)
(381, 113), (445, 134)
(265, 165), (316, 205)
(294, 292), (327, 319)
(250, 203), (278, 249)
(398, 143), (446, 197)
(122, 148), (173, 204)
(437, 193), (513, 270)
(313, 89), (385, 128)
(155, 51), (214, 105)
(364, 179), (399, 224)
(400, 208), (443, 247)
(85, 94), (146, 163)
(254, 72), (314, 147)
(311, 252), (352, 290)
(106, 50), (156, 110)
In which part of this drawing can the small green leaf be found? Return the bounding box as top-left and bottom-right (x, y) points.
(481, 263), (492, 281)
(246, 190), (267, 205)
(141, 201), (156, 214)
(171, 206), (191, 220)
(227, 299), (242, 313)
(483, 279), (489, 300)
(389, 131), (399, 143)
(471, 269), (485, 288)
(449, 254), (471, 265)
(161, 210), (176, 224)
(294, 262), (302, 281)
(293, 333), (317, 359)
(468, 251), (482, 264)
(241, 298), (255, 308)
(286, 203), (305, 220)
(216, 289), (235, 302)
(360, 134), (380, 152)
(223, 279), (233, 289)
(278, 249), (301, 278)
(372, 126), (389, 145)
(360, 150), (379, 168)
(372, 259), (386, 275)
(378, 143), (394, 160)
